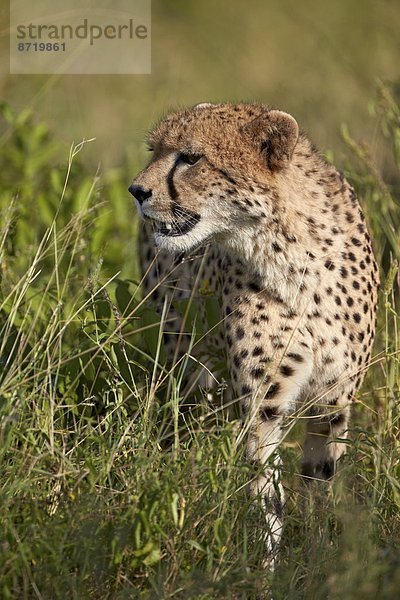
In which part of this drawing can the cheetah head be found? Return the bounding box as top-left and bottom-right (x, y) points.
(129, 103), (299, 254)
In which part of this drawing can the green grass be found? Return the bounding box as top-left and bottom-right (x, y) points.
(0, 86), (399, 599)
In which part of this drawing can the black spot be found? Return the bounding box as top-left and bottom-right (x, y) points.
(242, 384), (251, 395)
(260, 356), (271, 364)
(265, 382), (280, 399)
(217, 168), (237, 185)
(330, 413), (347, 427)
(335, 296), (342, 306)
(340, 266), (348, 278)
(285, 233), (297, 243)
(287, 352), (304, 362)
(280, 364), (294, 377)
(352, 281), (360, 290)
(271, 339), (285, 349)
(233, 354), (242, 368)
(272, 242), (282, 253)
(248, 281), (262, 293)
(236, 327), (245, 339)
(314, 293), (321, 304)
(260, 406), (280, 421)
(351, 237), (362, 246)
(325, 260), (335, 271)
(250, 367), (265, 379)
(252, 346), (264, 357)
(346, 297), (354, 307)
(353, 313), (361, 323)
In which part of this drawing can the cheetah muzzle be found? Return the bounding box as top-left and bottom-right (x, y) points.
(129, 183), (204, 248)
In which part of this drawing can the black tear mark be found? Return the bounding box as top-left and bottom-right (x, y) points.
(166, 156), (180, 201)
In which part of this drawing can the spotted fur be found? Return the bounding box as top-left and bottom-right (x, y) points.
(129, 102), (379, 565)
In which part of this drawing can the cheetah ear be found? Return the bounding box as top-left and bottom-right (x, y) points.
(193, 102), (215, 110)
(243, 109), (299, 171)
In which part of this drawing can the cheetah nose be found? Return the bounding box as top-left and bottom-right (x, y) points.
(128, 184), (152, 205)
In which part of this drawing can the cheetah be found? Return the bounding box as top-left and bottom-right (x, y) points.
(129, 102), (379, 565)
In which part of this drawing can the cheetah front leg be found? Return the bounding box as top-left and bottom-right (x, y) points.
(245, 408), (286, 565)
(230, 318), (314, 567)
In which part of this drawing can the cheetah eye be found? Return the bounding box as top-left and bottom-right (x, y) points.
(179, 152), (202, 165)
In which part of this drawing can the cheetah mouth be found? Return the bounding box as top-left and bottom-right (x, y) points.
(144, 211), (201, 237)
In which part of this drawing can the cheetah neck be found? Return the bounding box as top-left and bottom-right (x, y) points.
(223, 221), (316, 304)
(220, 147), (349, 304)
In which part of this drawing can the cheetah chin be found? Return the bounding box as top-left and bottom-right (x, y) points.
(143, 211), (200, 239)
